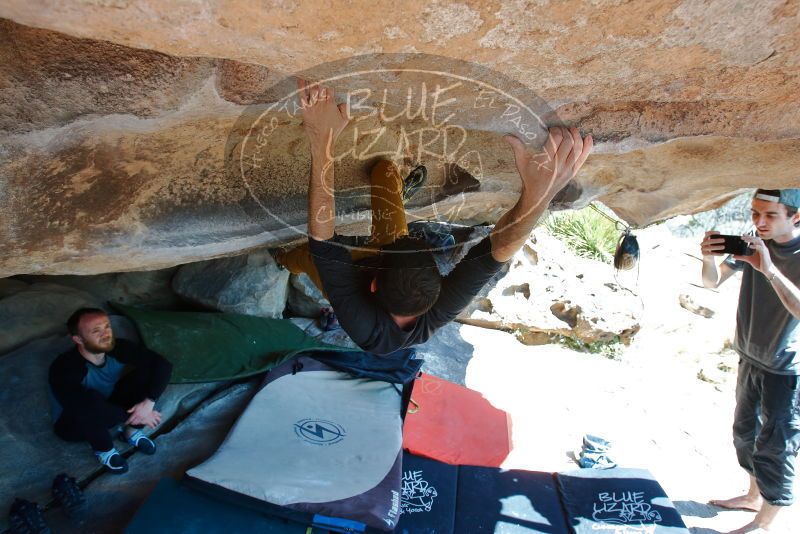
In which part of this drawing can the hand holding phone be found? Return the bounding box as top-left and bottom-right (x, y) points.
(711, 234), (754, 256)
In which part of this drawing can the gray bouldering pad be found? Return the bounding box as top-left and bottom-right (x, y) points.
(187, 355), (404, 531)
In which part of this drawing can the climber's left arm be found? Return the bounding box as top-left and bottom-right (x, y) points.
(490, 127), (593, 262)
(297, 78), (351, 242)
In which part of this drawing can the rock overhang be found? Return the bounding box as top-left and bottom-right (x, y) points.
(0, 1), (798, 276)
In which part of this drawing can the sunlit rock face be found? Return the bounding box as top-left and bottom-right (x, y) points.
(1, 1), (799, 276)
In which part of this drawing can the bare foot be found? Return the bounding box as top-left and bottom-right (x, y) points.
(709, 494), (763, 512)
(727, 521), (790, 534)
(725, 501), (785, 533)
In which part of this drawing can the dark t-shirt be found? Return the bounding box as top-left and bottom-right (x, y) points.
(724, 234), (800, 374)
(309, 235), (506, 355)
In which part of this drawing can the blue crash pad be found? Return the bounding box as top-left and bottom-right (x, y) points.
(125, 478), (311, 534)
(396, 452), (458, 534)
(455, 465), (569, 533)
(557, 468), (689, 533)
(129, 466), (690, 534)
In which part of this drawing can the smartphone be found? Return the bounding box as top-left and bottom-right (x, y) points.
(712, 234), (753, 256)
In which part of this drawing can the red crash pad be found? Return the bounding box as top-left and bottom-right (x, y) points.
(402, 373), (512, 467)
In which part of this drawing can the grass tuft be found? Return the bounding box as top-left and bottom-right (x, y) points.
(544, 207), (618, 263)
(553, 334), (623, 360)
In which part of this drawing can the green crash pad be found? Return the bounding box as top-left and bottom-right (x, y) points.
(114, 304), (349, 383)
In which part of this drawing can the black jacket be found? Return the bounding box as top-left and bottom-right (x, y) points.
(49, 338), (172, 413)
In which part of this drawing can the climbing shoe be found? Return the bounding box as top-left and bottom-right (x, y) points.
(8, 498), (50, 534)
(51, 473), (87, 519)
(126, 429), (156, 455)
(318, 307), (341, 332)
(94, 448), (128, 474)
(402, 165), (427, 203)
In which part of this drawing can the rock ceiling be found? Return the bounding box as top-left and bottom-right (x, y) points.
(1, 0), (798, 275)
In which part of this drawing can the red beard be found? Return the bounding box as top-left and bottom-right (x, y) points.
(83, 335), (116, 354)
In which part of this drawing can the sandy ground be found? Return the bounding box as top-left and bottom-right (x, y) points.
(458, 226), (799, 533)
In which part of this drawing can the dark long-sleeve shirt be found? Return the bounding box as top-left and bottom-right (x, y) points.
(309, 235), (506, 355)
(49, 338), (172, 420)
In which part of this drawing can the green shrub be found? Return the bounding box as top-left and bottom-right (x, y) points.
(553, 334), (623, 360)
(544, 207), (618, 263)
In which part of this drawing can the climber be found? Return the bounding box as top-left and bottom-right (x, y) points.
(277, 79), (593, 355)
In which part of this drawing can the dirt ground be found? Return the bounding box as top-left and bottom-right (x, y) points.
(460, 225), (799, 533)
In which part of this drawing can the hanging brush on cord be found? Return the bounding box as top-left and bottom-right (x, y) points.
(587, 203), (640, 272)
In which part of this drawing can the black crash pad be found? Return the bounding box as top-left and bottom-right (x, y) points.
(129, 467), (690, 534)
(396, 452), (458, 534)
(455, 465), (569, 533)
(557, 468), (689, 533)
(395, 453), (568, 534)
(125, 478), (311, 534)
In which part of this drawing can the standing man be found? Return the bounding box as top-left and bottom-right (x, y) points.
(279, 79), (593, 355)
(701, 189), (800, 533)
(49, 308), (173, 473)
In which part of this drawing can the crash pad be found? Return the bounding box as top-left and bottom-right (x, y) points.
(113, 304), (348, 382)
(187, 355), (404, 532)
(396, 452), (458, 534)
(125, 478), (312, 534)
(402, 373), (512, 467)
(557, 468), (689, 533)
(455, 466), (569, 533)
(394, 453), (569, 534)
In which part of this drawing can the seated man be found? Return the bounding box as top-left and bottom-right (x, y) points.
(279, 80), (592, 355)
(49, 308), (173, 473)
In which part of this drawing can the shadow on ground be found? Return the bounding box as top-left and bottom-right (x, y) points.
(675, 500), (720, 519)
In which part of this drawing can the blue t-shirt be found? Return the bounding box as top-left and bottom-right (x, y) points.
(725, 234), (800, 374)
(49, 355), (126, 422)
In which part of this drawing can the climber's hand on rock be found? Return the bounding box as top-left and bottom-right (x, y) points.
(297, 78), (350, 155)
(504, 126), (592, 202)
